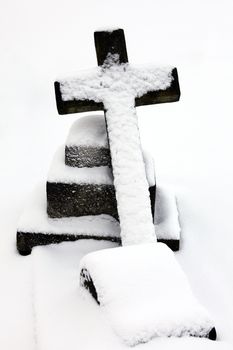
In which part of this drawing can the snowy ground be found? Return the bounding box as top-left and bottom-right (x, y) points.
(1, 0), (233, 349)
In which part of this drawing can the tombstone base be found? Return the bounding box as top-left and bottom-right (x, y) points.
(16, 184), (180, 255)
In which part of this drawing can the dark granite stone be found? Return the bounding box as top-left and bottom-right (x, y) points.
(16, 230), (178, 256)
(208, 327), (217, 341)
(80, 268), (100, 304)
(94, 29), (128, 66)
(149, 185), (156, 220)
(54, 82), (103, 115)
(16, 231), (119, 256)
(47, 182), (118, 219)
(47, 182), (156, 221)
(135, 68), (180, 106)
(65, 145), (111, 168)
(158, 239), (179, 252)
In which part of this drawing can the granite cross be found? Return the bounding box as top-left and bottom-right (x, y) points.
(54, 28), (180, 246)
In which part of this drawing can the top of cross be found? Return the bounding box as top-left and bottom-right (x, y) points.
(94, 28), (128, 66)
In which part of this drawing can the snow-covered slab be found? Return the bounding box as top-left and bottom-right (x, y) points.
(32, 242), (230, 350)
(80, 243), (215, 346)
(17, 184), (120, 236)
(17, 184), (180, 255)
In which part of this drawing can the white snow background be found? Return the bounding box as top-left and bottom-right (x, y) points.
(0, 0), (233, 349)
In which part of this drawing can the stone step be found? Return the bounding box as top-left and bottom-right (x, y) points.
(16, 184), (180, 255)
(47, 146), (155, 220)
(65, 145), (111, 168)
(65, 115), (111, 168)
(47, 182), (156, 221)
(47, 182), (119, 219)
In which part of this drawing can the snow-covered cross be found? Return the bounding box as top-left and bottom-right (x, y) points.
(54, 28), (180, 246)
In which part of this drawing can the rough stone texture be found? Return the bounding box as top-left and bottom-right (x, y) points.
(47, 182), (118, 219)
(65, 145), (111, 168)
(47, 182), (156, 221)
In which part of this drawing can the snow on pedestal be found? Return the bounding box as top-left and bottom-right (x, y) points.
(46, 144), (155, 220)
(65, 114), (111, 168)
(66, 115), (108, 149)
(17, 183), (180, 254)
(48, 144), (155, 188)
(18, 185), (120, 239)
(79, 243), (215, 346)
(48, 145), (112, 185)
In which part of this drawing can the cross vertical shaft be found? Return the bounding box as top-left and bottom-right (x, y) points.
(93, 29), (156, 244)
(103, 94), (156, 245)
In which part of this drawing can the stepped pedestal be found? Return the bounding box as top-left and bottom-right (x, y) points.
(16, 115), (180, 255)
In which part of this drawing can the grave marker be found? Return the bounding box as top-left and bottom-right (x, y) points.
(55, 28), (180, 245)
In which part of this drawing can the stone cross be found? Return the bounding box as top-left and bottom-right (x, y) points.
(54, 28), (180, 246)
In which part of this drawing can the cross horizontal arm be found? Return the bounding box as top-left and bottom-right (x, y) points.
(135, 68), (180, 107)
(54, 68), (180, 115)
(54, 82), (103, 114)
